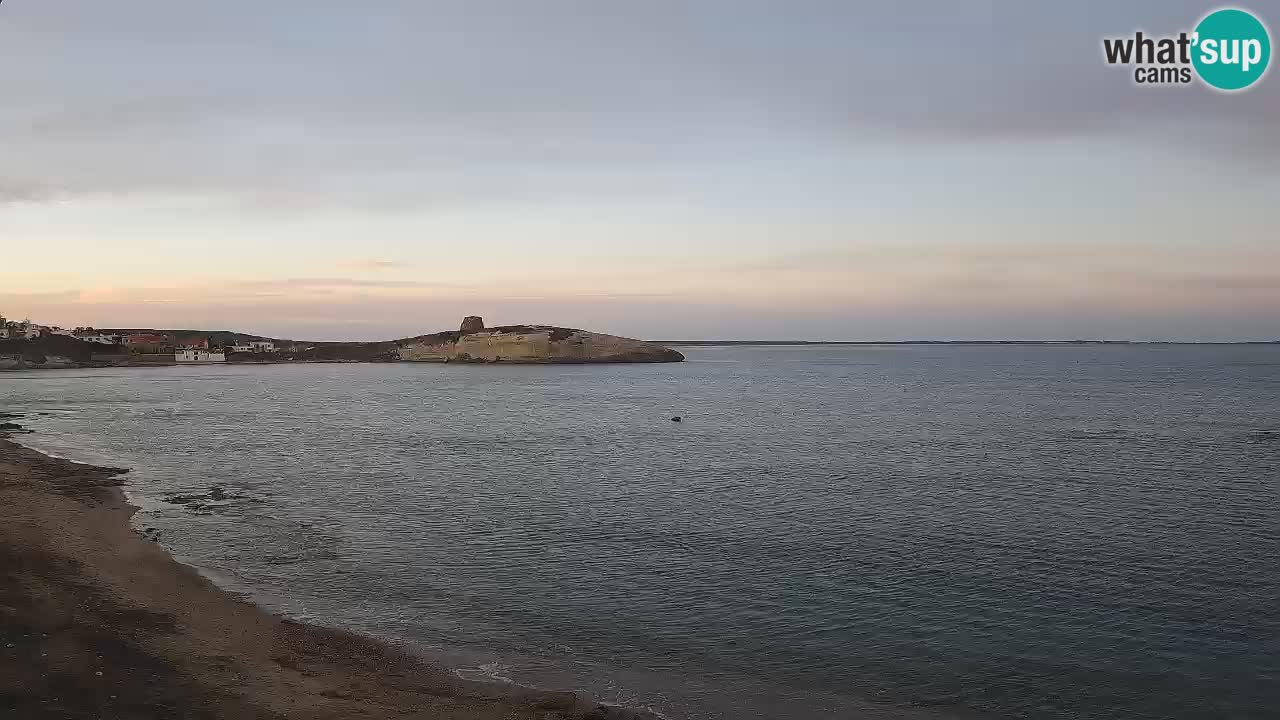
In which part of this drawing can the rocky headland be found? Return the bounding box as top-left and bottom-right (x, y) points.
(397, 316), (684, 364)
(1, 318), (683, 369)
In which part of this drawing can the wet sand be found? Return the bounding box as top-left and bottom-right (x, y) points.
(0, 425), (651, 719)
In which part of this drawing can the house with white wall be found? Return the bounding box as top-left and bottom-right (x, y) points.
(176, 349), (226, 363)
(76, 334), (122, 345)
(231, 341), (276, 353)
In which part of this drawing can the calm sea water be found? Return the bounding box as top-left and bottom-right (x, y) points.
(3, 345), (1279, 719)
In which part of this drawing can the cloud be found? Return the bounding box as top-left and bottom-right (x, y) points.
(0, 179), (60, 204)
(338, 259), (408, 271)
(6, 285), (1276, 343)
(0, 290), (83, 304)
(2, 2), (1278, 343)
(1096, 271), (1280, 293)
(17, 96), (234, 142)
(229, 277), (459, 291)
(2, 0), (1278, 214)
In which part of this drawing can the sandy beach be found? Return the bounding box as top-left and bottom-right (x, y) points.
(0, 421), (650, 720)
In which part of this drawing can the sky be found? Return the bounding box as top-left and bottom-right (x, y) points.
(2, 1), (1279, 341)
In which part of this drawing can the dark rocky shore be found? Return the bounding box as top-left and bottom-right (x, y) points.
(0, 414), (656, 720)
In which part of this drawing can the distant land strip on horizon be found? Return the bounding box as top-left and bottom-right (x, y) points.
(27, 330), (1279, 347)
(656, 340), (1280, 346)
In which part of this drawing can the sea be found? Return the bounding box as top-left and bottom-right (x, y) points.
(3, 344), (1278, 719)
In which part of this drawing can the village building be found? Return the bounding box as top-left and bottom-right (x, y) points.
(15, 321), (41, 340)
(76, 333), (123, 345)
(175, 349), (226, 363)
(2, 318), (124, 343)
(72, 328), (121, 345)
(125, 333), (173, 354)
(1, 317), (36, 339)
(231, 341), (276, 353)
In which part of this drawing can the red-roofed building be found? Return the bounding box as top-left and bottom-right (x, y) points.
(125, 333), (172, 354)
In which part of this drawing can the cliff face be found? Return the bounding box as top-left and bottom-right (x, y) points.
(398, 318), (684, 364)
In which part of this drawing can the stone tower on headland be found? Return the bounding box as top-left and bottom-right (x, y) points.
(459, 316), (485, 335)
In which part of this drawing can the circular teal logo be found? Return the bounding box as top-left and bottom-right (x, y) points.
(1192, 8), (1271, 90)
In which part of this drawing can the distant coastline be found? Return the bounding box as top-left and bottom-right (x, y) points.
(0, 316), (683, 369)
(658, 340), (1280, 346)
(5, 326), (1278, 372)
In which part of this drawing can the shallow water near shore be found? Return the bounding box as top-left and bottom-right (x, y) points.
(4, 345), (1280, 719)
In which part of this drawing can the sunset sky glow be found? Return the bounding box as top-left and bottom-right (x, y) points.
(2, 1), (1278, 340)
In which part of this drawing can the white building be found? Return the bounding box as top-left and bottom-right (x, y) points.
(176, 349), (227, 363)
(231, 341), (276, 353)
(77, 334), (122, 345)
(0, 317), (40, 340)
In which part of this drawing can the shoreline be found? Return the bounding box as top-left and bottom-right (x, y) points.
(4, 340), (1277, 373)
(0, 419), (655, 720)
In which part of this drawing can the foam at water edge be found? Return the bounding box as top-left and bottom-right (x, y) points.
(455, 661), (515, 684)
